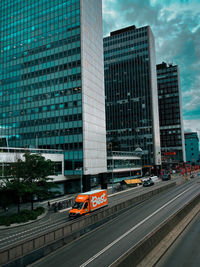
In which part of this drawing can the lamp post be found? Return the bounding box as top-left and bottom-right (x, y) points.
(80, 168), (83, 193)
(135, 147), (143, 177)
(112, 150), (114, 193)
(76, 167), (85, 193)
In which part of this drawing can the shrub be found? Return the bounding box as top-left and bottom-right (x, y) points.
(0, 206), (45, 226)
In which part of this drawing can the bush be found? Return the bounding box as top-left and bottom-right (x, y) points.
(0, 206), (45, 226)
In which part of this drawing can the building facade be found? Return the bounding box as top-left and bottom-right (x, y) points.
(0, 0), (107, 192)
(185, 132), (199, 165)
(107, 151), (142, 183)
(157, 62), (186, 168)
(104, 25), (161, 172)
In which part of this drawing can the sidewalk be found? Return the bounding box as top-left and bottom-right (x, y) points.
(0, 194), (76, 217)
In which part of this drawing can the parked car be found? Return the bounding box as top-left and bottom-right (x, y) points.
(143, 178), (154, 187)
(162, 173), (171, 181)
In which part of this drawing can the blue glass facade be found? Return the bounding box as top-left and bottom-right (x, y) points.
(185, 132), (199, 164)
(0, 0), (107, 181)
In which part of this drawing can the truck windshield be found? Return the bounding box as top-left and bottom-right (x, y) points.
(73, 202), (84, 210)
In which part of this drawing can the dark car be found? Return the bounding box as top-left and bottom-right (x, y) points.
(143, 178), (154, 187)
(162, 173), (171, 181)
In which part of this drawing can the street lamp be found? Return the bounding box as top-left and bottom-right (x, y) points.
(76, 167), (83, 193)
(135, 147), (143, 177)
(112, 150), (114, 193)
(76, 167), (88, 193)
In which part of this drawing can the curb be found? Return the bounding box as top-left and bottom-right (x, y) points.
(110, 192), (200, 267)
(0, 210), (48, 230)
(137, 202), (200, 267)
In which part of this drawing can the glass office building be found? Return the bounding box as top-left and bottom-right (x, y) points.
(104, 26), (161, 171)
(0, 0), (107, 191)
(157, 62), (186, 167)
(185, 132), (199, 165)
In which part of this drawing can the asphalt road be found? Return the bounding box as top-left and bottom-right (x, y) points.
(29, 179), (200, 267)
(155, 212), (200, 267)
(0, 179), (170, 248)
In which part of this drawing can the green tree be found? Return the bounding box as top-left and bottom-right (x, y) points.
(19, 152), (57, 210)
(3, 158), (25, 213)
(2, 152), (58, 212)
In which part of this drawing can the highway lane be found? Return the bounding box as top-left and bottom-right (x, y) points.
(156, 212), (200, 267)
(0, 179), (171, 248)
(30, 179), (200, 267)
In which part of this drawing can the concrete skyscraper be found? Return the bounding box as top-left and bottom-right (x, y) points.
(0, 0), (107, 192)
(104, 25), (161, 173)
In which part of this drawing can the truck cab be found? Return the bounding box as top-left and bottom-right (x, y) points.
(69, 195), (90, 217)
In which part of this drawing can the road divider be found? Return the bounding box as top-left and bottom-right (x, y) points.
(110, 189), (200, 267)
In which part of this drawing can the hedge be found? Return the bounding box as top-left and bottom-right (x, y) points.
(0, 207), (45, 226)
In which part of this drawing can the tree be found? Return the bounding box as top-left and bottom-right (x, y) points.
(4, 152), (58, 211)
(3, 158), (25, 213)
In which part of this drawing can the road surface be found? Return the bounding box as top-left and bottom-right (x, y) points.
(29, 179), (200, 267)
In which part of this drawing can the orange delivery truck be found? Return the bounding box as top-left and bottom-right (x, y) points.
(69, 189), (108, 217)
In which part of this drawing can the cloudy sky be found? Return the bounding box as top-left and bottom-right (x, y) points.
(102, 0), (200, 136)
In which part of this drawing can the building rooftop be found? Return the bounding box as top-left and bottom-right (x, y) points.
(184, 132), (199, 140)
(157, 62), (176, 70)
(110, 25), (136, 36)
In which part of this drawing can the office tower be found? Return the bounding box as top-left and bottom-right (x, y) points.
(185, 132), (199, 165)
(157, 62), (186, 167)
(104, 25), (161, 172)
(0, 0), (107, 191)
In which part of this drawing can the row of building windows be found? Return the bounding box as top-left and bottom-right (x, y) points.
(1, 86), (81, 107)
(158, 82), (178, 89)
(1, 76), (81, 98)
(1, 27), (80, 55)
(1, 26), (80, 60)
(161, 140), (182, 147)
(36, 143), (82, 152)
(18, 62), (80, 82)
(1, 70), (81, 87)
(104, 32), (148, 47)
(20, 113), (82, 128)
(2, 43), (80, 76)
(105, 48), (148, 61)
(1, 0), (79, 26)
(160, 119), (181, 126)
(8, 129), (82, 142)
(1, 75), (81, 99)
(157, 67), (177, 74)
(1, 98), (81, 119)
(2, 114), (82, 132)
(104, 40), (148, 53)
(157, 77), (177, 84)
(1, 11), (80, 40)
(1, 0), (78, 11)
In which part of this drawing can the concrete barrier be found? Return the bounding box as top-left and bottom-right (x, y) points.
(0, 182), (175, 267)
(110, 192), (200, 267)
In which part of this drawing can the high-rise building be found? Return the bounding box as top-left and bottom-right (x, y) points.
(0, 0), (107, 192)
(104, 25), (161, 172)
(157, 62), (186, 167)
(185, 132), (199, 165)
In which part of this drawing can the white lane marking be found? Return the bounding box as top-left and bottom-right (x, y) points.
(80, 185), (196, 267)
